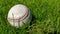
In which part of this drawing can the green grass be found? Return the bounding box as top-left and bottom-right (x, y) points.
(0, 0), (60, 34)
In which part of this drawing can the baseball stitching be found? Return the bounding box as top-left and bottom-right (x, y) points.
(8, 10), (29, 22)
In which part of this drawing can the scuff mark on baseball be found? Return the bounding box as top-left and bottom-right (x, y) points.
(7, 4), (32, 28)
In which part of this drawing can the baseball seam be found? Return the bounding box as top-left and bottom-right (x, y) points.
(8, 10), (29, 22)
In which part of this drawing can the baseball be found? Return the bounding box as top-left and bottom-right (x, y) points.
(7, 4), (32, 28)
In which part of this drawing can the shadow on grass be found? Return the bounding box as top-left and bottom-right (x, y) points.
(25, 14), (37, 28)
(30, 14), (37, 26)
(25, 14), (37, 34)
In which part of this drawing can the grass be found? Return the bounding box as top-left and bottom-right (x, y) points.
(0, 0), (60, 34)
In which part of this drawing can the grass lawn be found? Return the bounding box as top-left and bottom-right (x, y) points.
(0, 0), (60, 34)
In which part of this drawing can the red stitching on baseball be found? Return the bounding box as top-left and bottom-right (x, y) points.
(8, 10), (28, 22)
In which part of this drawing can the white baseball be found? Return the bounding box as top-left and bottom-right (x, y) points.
(7, 4), (32, 28)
